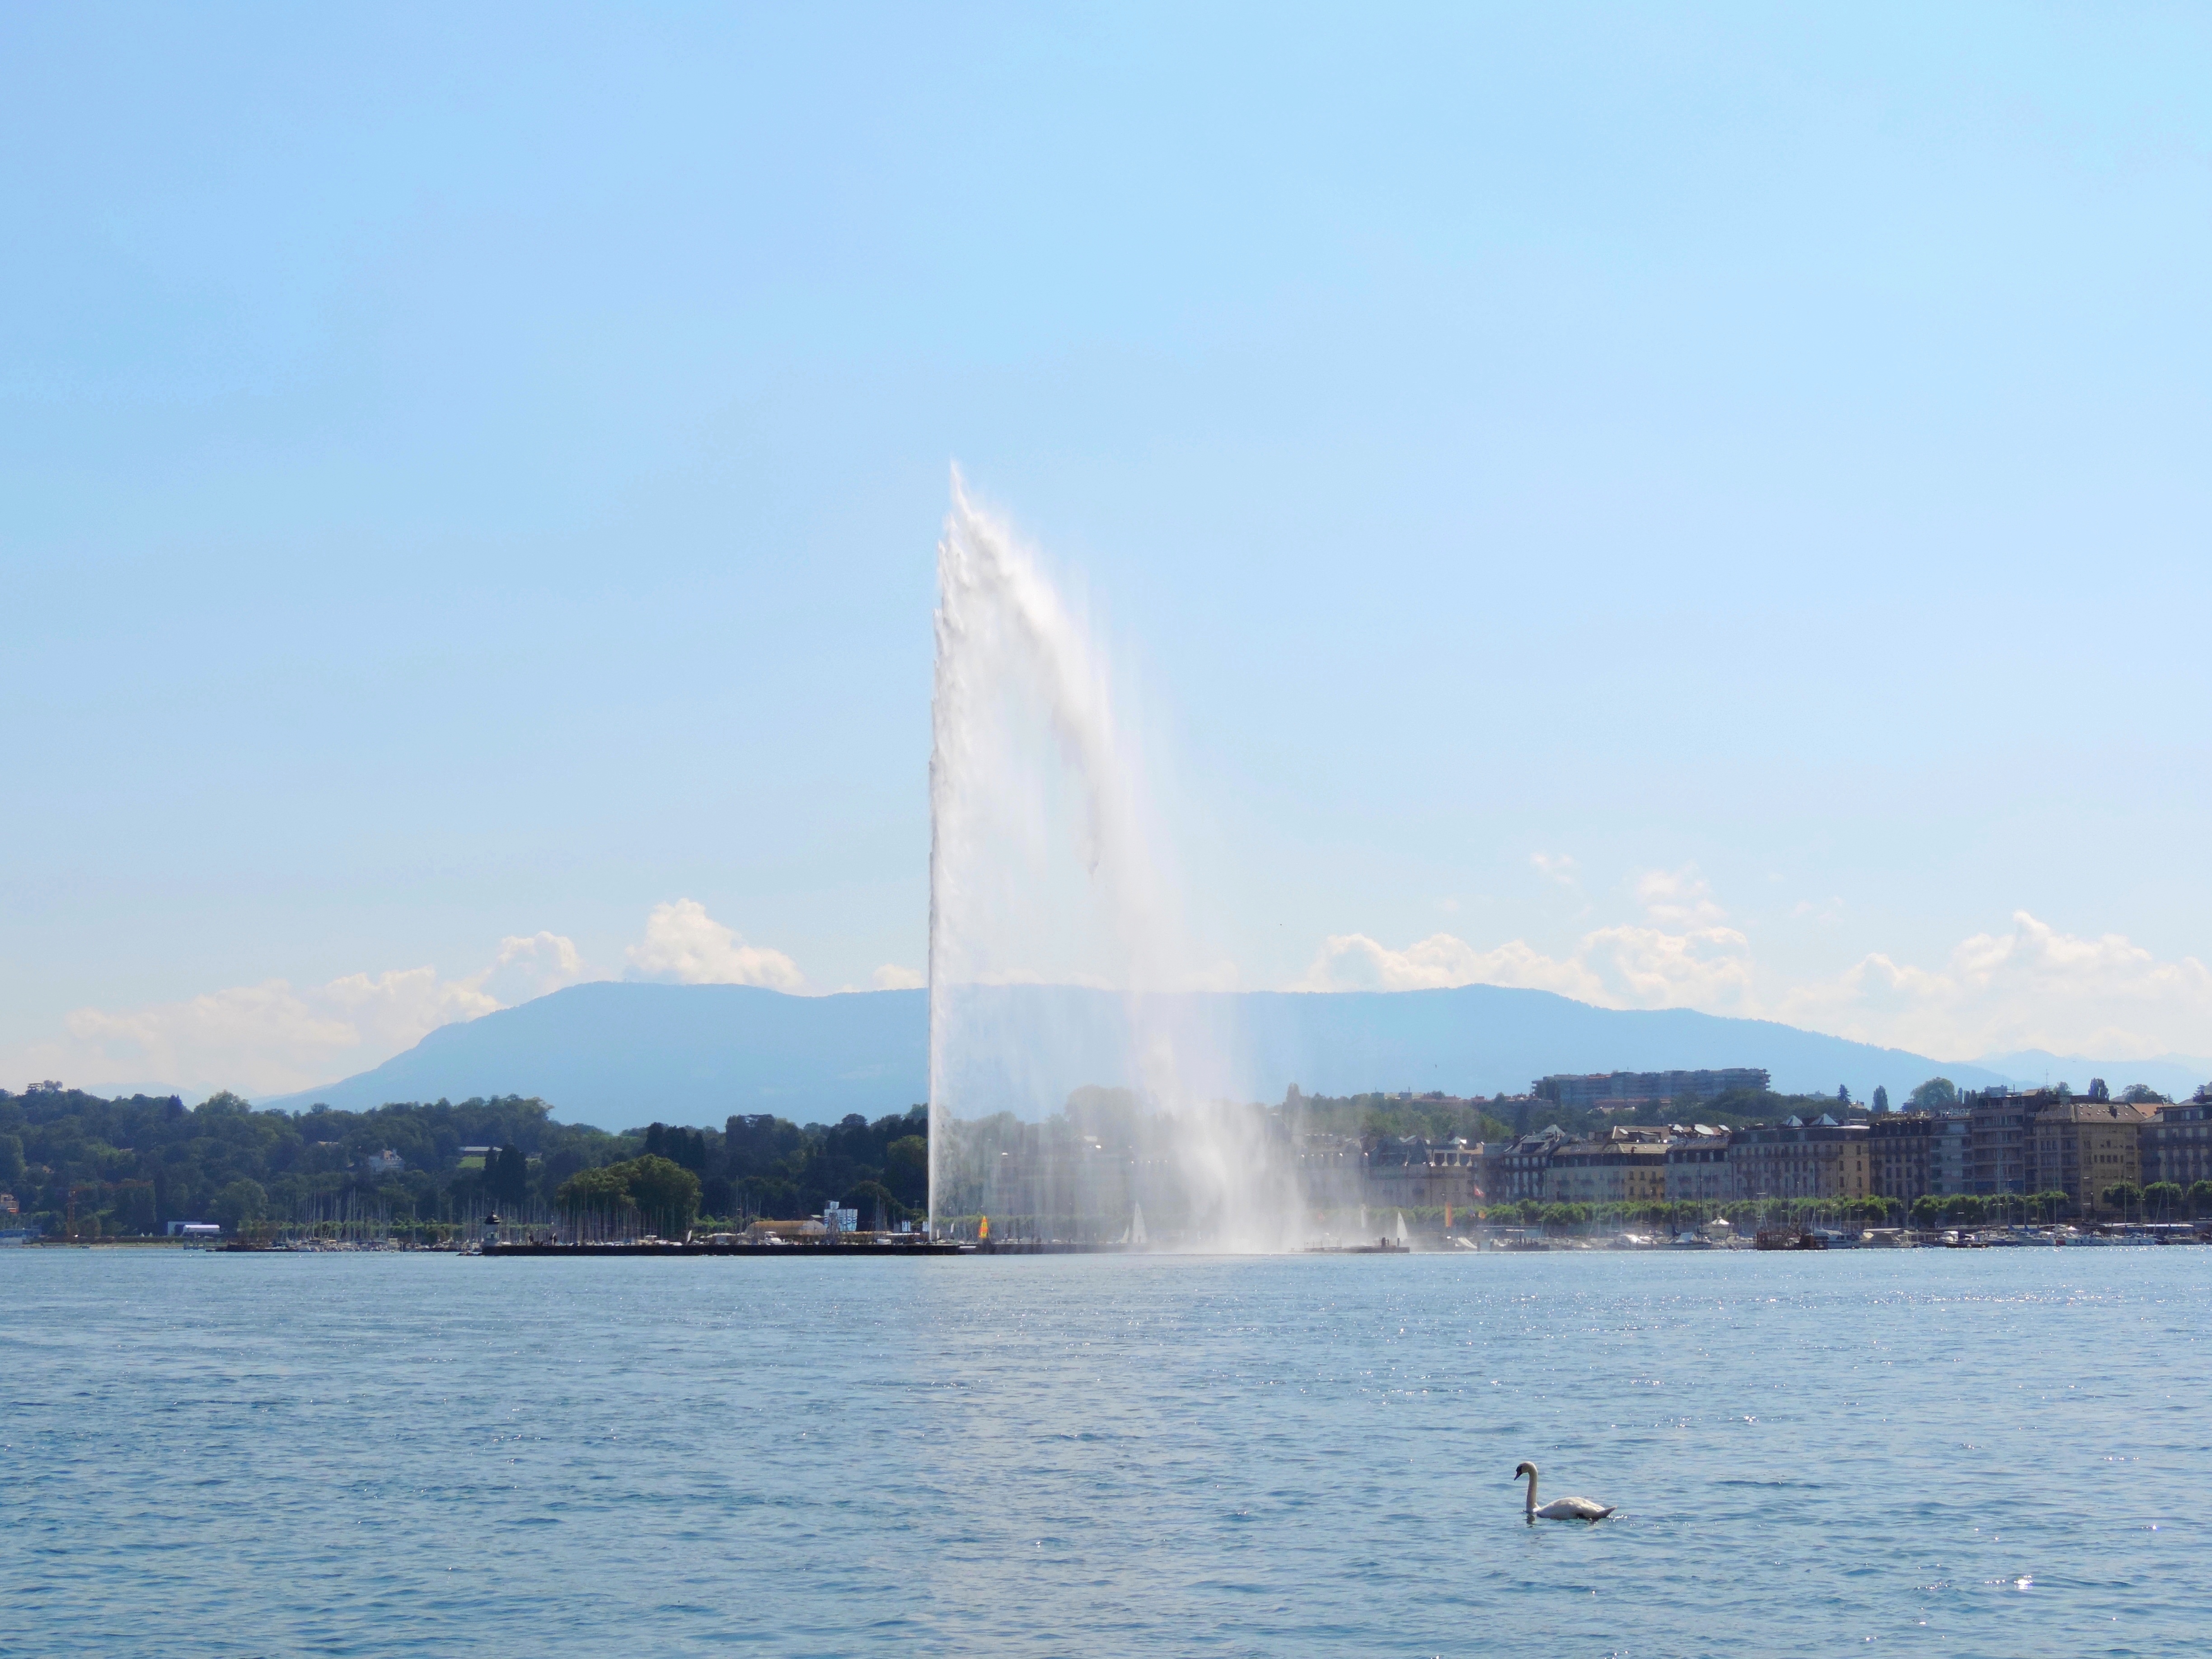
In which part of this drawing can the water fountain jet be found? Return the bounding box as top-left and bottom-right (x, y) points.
(925, 474), (1303, 1249)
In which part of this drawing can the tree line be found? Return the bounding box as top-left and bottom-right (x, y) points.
(1482, 1186), (2212, 1235)
(1287, 1084), (1897, 1146)
(0, 1084), (928, 1239)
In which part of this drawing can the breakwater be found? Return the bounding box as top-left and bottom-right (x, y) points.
(481, 1238), (972, 1256)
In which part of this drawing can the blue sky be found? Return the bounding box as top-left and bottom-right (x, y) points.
(5, 2), (2209, 1098)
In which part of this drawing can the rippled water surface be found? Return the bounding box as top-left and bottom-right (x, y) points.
(4, 1248), (2207, 1656)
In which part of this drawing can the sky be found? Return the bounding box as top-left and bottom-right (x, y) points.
(4, 2), (2210, 1101)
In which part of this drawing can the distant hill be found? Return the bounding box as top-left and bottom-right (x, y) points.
(1977, 1049), (2209, 1101)
(258, 980), (2017, 1126)
(260, 982), (926, 1124)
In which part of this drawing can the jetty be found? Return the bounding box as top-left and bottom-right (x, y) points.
(483, 1237), (971, 1256)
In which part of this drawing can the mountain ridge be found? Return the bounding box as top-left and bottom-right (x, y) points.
(256, 981), (2052, 1125)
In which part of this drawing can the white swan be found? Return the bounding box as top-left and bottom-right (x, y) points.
(1516, 1461), (1614, 1521)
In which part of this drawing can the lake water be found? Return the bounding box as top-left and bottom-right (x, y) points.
(4, 1247), (2206, 1657)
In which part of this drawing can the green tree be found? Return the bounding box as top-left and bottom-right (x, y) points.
(619, 1155), (701, 1237)
(556, 1164), (634, 1217)
(2188, 1180), (2212, 1218)
(2027, 1189), (2073, 1223)
(1932, 1194), (1988, 1227)
(2142, 1181), (2184, 1220)
(883, 1135), (928, 1208)
(487, 1144), (529, 1208)
(1871, 1086), (1889, 1114)
(2119, 1084), (2168, 1105)
(844, 1178), (903, 1228)
(2087, 1078), (2110, 1102)
(2100, 1181), (2142, 1217)
(1908, 1078), (1958, 1111)
(643, 1122), (708, 1172)
(0, 1085), (628, 1238)
(117, 1181), (158, 1234)
(699, 1174), (736, 1219)
(212, 1178), (268, 1233)
(0, 1132), (22, 1188)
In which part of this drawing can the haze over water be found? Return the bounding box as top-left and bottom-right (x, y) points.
(7, 1248), (2205, 1655)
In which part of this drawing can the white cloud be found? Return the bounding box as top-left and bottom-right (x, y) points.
(12, 931), (594, 1101)
(1635, 866), (1727, 928)
(1531, 852), (1581, 890)
(1780, 911), (2212, 1060)
(23, 903), (805, 1097)
(1299, 901), (2212, 1062)
(25, 930), (590, 1100)
(479, 931), (589, 1005)
(1579, 923), (1755, 1011)
(623, 899), (805, 991)
(1295, 923), (1752, 1012)
(871, 964), (927, 991)
(306, 965), (504, 1053)
(58, 980), (384, 1096)
(1790, 897), (1846, 923)
(1294, 933), (1607, 999)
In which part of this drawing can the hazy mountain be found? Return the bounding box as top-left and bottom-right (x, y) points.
(258, 980), (2011, 1126)
(1976, 1049), (2209, 1101)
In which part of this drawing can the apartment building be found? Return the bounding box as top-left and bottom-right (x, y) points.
(1727, 1115), (1871, 1201)
(1547, 1127), (1670, 1204)
(1870, 1113), (1933, 1204)
(1868, 1111), (1971, 1203)
(2025, 1097), (2151, 1212)
(1365, 1137), (1486, 1209)
(1928, 1111), (1970, 1196)
(1664, 1129), (1732, 1203)
(1483, 1126), (1565, 1203)
(1967, 1092), (2032, 1195)
(2142, 1096), (2212, 1193)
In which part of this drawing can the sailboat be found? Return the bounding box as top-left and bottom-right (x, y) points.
(1117, 1203), (1148, 1247)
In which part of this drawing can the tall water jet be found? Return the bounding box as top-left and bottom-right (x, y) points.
(926, 473), (1302, 1248)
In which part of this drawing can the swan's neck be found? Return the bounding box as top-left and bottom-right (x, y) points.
(1523, 1471), (1538, 1513)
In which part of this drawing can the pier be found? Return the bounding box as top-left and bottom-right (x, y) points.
(483, 1237), (973, 1256)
